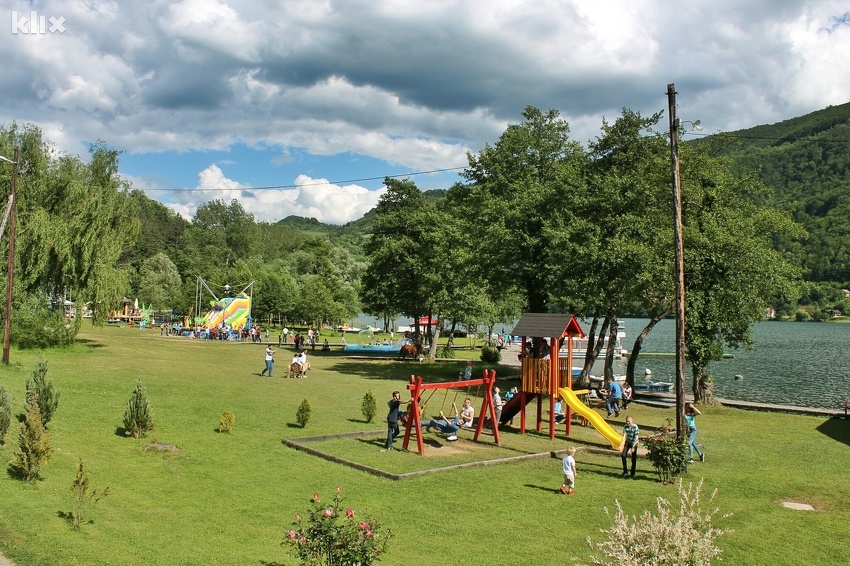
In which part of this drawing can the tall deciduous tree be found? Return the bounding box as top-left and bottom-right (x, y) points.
(460, 106), (586, 313)
(679, 140), (803, 401)
(362, 178), (442, 337)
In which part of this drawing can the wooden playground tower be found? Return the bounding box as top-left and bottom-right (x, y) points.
(402, 369), (500, 456)
(510, 313), (586, 439)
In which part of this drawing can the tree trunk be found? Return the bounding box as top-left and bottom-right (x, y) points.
(625, 304), (672, 385)
(692, 363), (717, 405)
(603, 313), (618, 381)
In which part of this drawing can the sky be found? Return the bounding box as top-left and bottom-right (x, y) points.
(2, 1), (849, 225)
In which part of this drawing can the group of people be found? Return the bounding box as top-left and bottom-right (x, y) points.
(596, 377), (633, 417)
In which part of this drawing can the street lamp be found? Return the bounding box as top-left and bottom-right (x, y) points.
(0, 147), (18, 365)
(666, 84), (687, 439)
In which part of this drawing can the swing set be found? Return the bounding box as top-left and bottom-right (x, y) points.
(401, 370), (500, 456)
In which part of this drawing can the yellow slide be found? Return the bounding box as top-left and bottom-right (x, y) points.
(558, 387), (623, 449)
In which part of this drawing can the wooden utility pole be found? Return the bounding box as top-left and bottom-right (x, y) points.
(2, 146), (18, 365)
(667, 84), (687, 438)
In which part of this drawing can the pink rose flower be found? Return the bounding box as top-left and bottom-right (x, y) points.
(345, 508), (355, 517)
(359, 522), (369, 530)
(288, 530), (297, 539)
(366, 529), (373, 537)
(313, 493), (319, 501)
(324, 508), (333, 517)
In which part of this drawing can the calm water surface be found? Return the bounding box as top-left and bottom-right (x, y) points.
(624, 318), (850, 410)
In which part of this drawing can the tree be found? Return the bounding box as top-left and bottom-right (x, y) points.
(362, 178), (444, 340)
(679, 141), (803, 401)
(10, 387), (53, 480)
(460, 106), (587, 312)
(137, 253), (182, 311)
(123, 380), (154, 438)
(0, 384), (11, 444)
(25, 360), (59, 428)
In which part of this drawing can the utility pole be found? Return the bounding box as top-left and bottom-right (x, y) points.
(2, 146), (18, 365)
(667, 84), (687, 438)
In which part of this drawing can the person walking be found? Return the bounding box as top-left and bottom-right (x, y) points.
(560, 447), (577, 495)
(620, 416), (640, 478)
(384, 391), (412, 450)
(260, 345), (276, 377)
(686, 403), (705, 463)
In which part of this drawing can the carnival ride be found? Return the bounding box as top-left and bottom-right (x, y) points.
(194, 277), (255, 331)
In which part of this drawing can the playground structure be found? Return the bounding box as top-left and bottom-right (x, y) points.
(500, 313), (624, 448)
(194, 277), (254, 332)
(402, 370), (500, 456)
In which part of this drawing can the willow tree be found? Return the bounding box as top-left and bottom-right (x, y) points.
(1, 124), (139, 339)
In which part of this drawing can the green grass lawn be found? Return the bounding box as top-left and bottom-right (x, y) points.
(0, 324), (848, 565)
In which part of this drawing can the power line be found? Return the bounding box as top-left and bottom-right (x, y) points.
(139, 166), (467, 192)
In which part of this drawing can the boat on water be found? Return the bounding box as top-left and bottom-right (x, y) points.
(634, 381), (674, 392)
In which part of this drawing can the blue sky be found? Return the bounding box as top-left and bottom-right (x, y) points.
(3, 0), (850, 224)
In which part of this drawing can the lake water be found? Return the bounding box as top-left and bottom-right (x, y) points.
(354, 314), (850, 410)
(622, 318), (850, 411)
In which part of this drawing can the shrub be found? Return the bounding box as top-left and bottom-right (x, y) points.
(26, 360), (60, 427)
(438, 345), (456, 359)
(361, 391), (377, 423)
(581, 479), (732, 566)
(284, 488), (392, 565)
(12, 294), (78, 348)
(123, 380), (154, 439)
(10, 388), (53, 480)
(218, 410), (236, 432)
(296, 399), (311, 428)
(69, 458), (109, 530)
(0, 384), (11, 444)
(642, 419), (689, 484)
(480, 344), (501, 364)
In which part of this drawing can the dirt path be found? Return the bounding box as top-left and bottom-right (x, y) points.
(0, 553), (15, 566)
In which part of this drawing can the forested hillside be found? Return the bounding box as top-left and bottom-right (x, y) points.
(715, 102), (850, 286)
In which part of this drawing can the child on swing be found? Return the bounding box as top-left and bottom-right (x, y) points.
(425, 399), (473, 441)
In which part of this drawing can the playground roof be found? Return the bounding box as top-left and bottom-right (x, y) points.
(511, 313), (585, 340)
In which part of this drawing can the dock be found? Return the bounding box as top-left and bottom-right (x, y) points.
(635, 391), (844, 417)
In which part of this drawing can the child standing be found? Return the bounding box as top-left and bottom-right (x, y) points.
(560, 447), (577, 495)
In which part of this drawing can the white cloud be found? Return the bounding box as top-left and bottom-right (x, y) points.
(2, 0), (849, 224)
(155, 165), (385, 224)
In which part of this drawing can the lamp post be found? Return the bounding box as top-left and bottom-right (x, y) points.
(666, 84), (687, 438)
(0, 147), (18, 365)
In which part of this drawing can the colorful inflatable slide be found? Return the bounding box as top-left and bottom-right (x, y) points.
(203, 294), (251, 329)
(558, 387), (624, 449)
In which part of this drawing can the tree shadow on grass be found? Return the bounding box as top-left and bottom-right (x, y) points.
(325, 359), (514, 384)
(816, 416), (850, 448)
(73, 338), (107, 349)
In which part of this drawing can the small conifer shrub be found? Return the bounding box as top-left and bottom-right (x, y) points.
(0, 384), (12, 444)
(296, 399), (311, 428)
(361, 391), (377, 423)
(26, 360), (59, 428)
(10, 388), (53, 480)
(69, 458), (110, 530)
(123, 380), (154, 439)
(218, 410), (236, 432)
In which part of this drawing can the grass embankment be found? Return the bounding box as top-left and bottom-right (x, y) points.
(0, 325), (848, 565)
